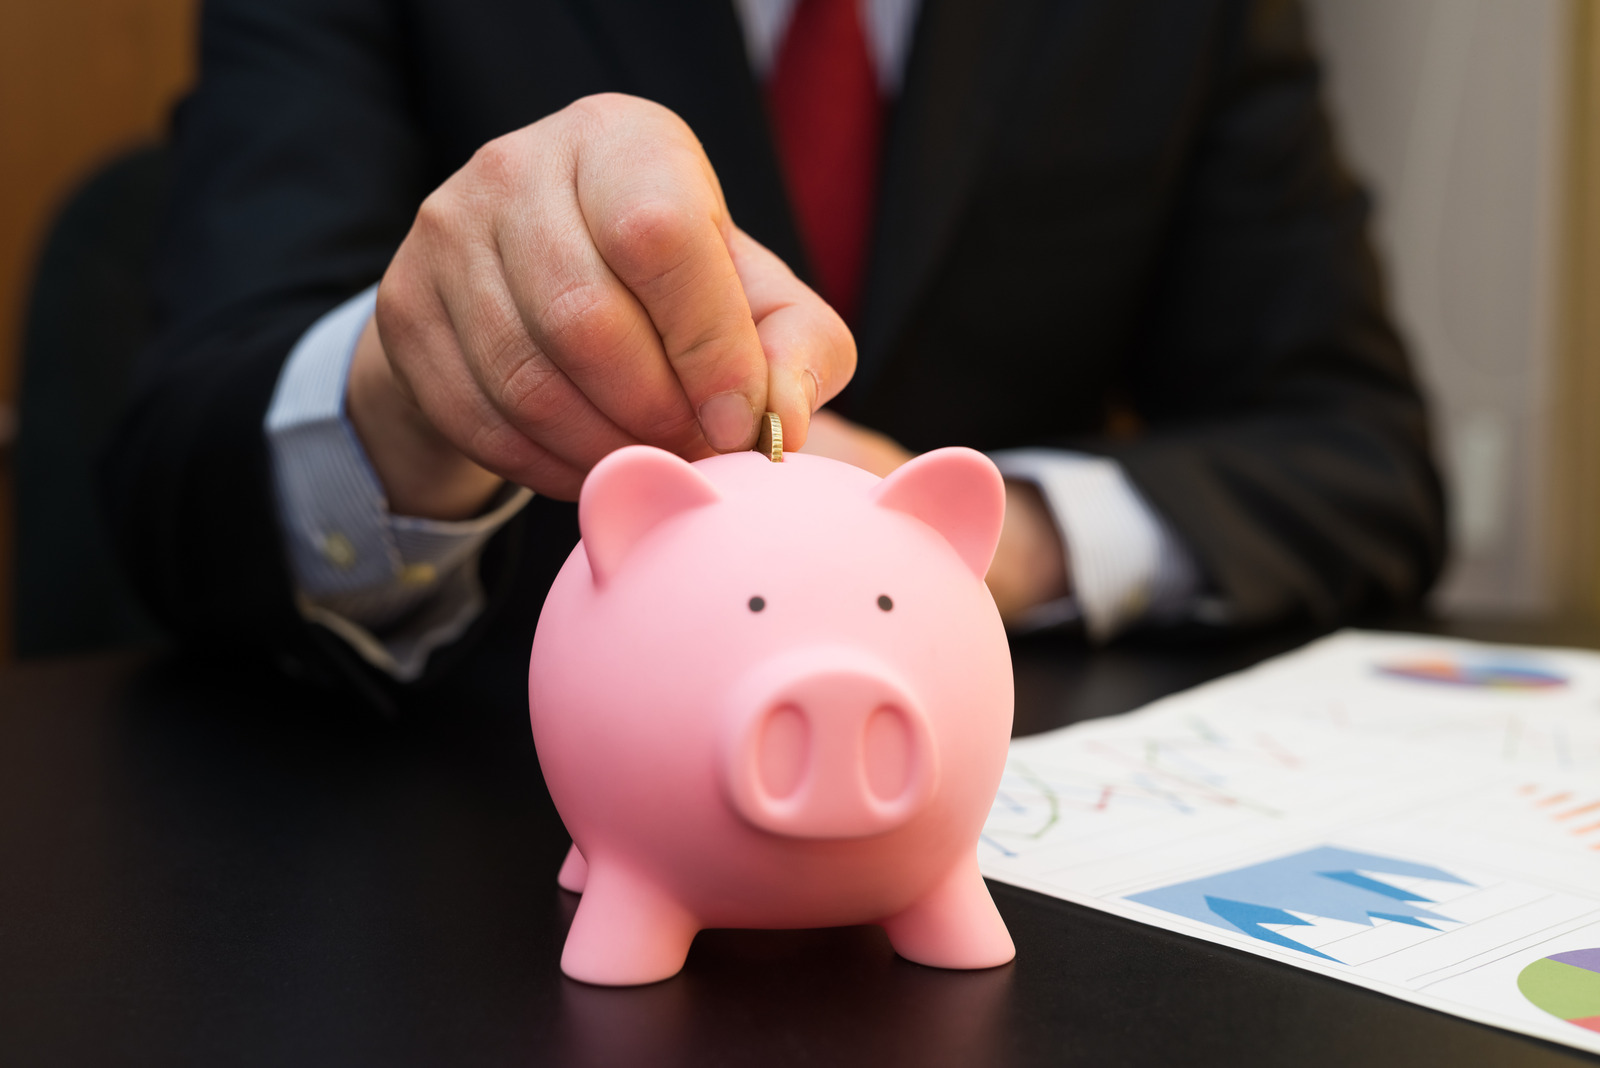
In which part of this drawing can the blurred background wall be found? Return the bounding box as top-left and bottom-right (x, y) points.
(0, 0), (197, 660)
(0, 0), (1595, 660)
(1307, 0), (1600, 618)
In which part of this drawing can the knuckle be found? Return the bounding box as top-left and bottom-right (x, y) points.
(494, 354), (567, 424)
(604, 197), (700, 287)
(669, 326), (762, 397)
(449, 298), (561, 426)
(374, 270), (405, 321)
(540, 280), (630, 364)
(476, 315), (547, 408)
(559, 98), (605, 145)
(636, 404), (701, 448)
(568, 92), (683, 131)
(413, 188), (465, 245)
(468, 134), (521, 192)
(566, 91), (628, 123)
(374, 270), (429, 345)
(678, 315), (739, 360)
(478, 309), (530, 373)
(467, 419), (542, 475)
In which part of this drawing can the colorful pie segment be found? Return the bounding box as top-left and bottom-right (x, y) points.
(1377, 658), (1567, 690)
(1518, 949), (1600, 1033)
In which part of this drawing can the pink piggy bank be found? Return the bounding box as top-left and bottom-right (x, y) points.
(528, 444), (1016, 985)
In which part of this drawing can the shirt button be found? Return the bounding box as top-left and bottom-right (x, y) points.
(321, 532), (356, 569)
(399, 562), (438, 586)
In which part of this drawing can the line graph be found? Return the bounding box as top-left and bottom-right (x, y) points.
(983, 715), (1303, 850)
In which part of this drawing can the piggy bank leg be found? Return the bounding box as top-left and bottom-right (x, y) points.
(561, 861), (699, 986)
(557, 844), (588, 892)
(881, 856), (1015, 970)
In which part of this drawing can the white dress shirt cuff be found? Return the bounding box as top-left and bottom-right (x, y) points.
(989, 449), (1200, 642)
(265, 286), (533, 681)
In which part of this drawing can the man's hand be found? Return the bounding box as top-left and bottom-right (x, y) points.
(802, 410), (1072, 625)
(347, 93), (855, 518)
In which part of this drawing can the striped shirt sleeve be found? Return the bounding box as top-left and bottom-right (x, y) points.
(264, 286), (532, 680)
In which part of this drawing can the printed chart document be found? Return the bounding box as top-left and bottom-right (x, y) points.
(981, 630), (1600, 1055)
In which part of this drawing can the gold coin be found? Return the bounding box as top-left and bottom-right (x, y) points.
(754, 410), (783, 462)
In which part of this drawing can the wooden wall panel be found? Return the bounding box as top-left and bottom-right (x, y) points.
(0, 0), (197, 660)
(1551, 0), (1600, 617)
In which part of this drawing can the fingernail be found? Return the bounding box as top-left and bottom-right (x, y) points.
(699, 391), (755, 451)
(802, 370), (819, 413)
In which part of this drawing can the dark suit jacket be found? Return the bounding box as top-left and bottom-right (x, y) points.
(103, 0), (1446, 706)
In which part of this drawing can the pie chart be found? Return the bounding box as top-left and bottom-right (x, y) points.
(1377, 658), (1567, 689)
(1518, 949), (1600, 1033)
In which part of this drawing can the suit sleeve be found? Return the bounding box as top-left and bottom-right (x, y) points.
(101, 0), (514, 697)
(1086, 0), (1447, 630)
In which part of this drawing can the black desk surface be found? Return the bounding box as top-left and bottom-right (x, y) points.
(4, 619), (1599, 1067)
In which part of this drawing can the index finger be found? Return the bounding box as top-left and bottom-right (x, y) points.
(576, 101), (767, 452)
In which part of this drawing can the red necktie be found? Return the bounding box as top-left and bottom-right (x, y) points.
(766, 0), (883, 327)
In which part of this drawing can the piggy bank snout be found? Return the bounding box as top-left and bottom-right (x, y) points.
(724, 652), (940, 839)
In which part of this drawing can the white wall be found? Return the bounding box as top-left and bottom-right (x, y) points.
(1305, 0), (1570, 613)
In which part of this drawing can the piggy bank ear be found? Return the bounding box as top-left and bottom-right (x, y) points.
(870, 447), (1006, 579)
(579, 445), (721, 587)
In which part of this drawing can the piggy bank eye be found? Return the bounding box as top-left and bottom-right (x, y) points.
(749, 596), (766, 613)
(877, 595), (893, 612)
